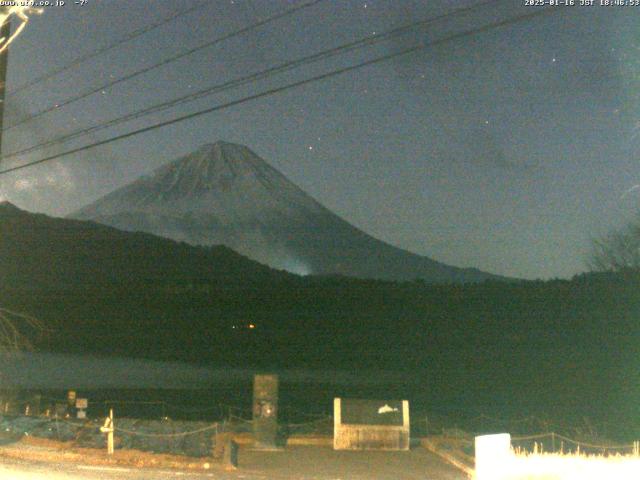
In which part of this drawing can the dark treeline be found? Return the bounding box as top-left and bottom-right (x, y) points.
(2, 273), (638, 437)
(2, 203), (639, 439)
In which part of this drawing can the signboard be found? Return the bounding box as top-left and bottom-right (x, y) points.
(334, 398), (410, 450)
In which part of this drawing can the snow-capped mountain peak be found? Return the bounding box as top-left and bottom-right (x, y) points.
(72, 141), (499, 282)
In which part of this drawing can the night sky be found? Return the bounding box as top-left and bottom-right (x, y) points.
(0, 0), (638, 280)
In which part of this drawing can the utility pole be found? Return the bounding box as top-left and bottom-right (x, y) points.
(0, 19), (10, 163)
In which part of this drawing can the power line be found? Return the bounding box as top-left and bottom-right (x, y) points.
(1, 0), (325, 133)
(0, 5), (561, 178)
(5, 1), (210, 98)
(0, 0), (502, 162)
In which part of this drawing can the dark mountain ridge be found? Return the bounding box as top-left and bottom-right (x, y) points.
(0, 201), (286, 290)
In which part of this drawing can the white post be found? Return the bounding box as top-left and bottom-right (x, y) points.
(333, 398), (341, 450)
(100, 408), (114, 455)
(402, 400), (410, 429)
(108, 408), (114, 455)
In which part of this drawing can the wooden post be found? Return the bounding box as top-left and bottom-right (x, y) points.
(66, 390), (76, 418)
(223, 437), (238, 468)
(333, 398), (341, 450)
(100, 408), (114, 455)
(32, 394), (41, 416)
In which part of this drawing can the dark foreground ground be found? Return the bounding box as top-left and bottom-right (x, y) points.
(0, 440), (468, 480)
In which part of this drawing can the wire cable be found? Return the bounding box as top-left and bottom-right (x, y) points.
(114, 422), (220, 438)
(0, 5), (561, 177)
(0, 0), (501, 162)
(6, 1), (211, 98)
(2, 0), (325, 132)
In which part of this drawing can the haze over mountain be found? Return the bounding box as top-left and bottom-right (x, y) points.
(72, 141), (499, 283)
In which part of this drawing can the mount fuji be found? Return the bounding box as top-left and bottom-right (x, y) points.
(71, 141), (499, 283)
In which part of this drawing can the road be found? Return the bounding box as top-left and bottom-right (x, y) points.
(0, 445), (469, 480)
(0, 456), (249, 480)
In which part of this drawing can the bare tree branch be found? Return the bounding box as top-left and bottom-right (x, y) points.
(0, 307), (44, 356)
(589, 214), (640, 272)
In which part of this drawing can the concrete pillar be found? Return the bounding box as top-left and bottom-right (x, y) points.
(252, 374), (278, 449)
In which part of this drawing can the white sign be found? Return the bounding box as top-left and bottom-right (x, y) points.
(378, 404), (399, 414)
